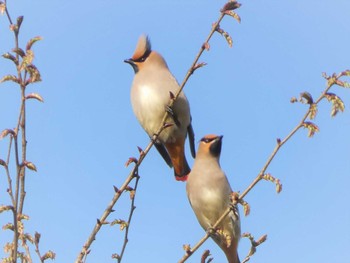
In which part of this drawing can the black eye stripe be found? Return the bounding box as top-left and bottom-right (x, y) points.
(133, 49), (151, 63)
(200, 137), (215, 143)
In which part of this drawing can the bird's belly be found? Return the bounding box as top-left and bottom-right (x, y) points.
(131, 84), (174, 142)
(192, 189), (226, 228)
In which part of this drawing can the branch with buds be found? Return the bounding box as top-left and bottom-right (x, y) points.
(178, 70), (350, 262)
(0, 1), (55, 263)
(75, 1), (242, 262)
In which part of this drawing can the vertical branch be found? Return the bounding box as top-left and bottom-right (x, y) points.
(19, 81), (27, 214)
(1, 2), (47, 262)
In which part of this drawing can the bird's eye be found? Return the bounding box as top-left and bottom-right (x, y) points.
(200, 137), (213, 143)
(134, 49), (151, 63)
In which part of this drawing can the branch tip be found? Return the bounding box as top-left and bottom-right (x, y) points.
(221, 1), (241, 12)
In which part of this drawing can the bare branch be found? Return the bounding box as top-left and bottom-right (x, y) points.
(75, 1), (242, 262)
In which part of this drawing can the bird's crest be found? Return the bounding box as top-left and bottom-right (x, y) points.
(132, 34), (152, 61)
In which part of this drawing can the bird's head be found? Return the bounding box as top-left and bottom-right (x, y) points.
(198, 134), (223, 158)
(124, 35), (167, 73)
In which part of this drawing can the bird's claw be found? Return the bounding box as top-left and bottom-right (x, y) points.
(165, 105), (181, 127)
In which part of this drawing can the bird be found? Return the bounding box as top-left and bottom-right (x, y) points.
(186, 134), (241, 263)
(124, 35), (196, 181)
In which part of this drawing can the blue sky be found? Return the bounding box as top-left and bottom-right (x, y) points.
(0, 1), (349, 262)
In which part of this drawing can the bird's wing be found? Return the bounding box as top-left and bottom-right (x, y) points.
(187, 121), (196, 158)
(154, 142), (173, 168)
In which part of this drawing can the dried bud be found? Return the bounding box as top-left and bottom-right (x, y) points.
(300, 92), (313, 104)
(16, 16), (24, 29)
(256, 234), (268, 245)
(309, 104), (318, 120)
(137, 146), (143, 154)
(24, 161), (37, 172)
(223, 10), (241, 23)
(12, 47), (25, 57)
(25, 93), (44, 102)
(290, 97), (297, 103)
(302, 121), (319, 137)
(112, 253), (121, 260)
(41, 250), (56, 261)
(183, 244), (192, 253)
(0, 159), (7, 167)
(0, 205), (13, 213)
(216, 27), (233, 47)
(0, 2), (5, 15)
(201, 250), (212, 263)
(26, 36), (43, 51)
(262, 173), (283, 193)
(0, 129), (16, 139)
(192, 62), (207, 73)
(0, 74), (20, 84)
(35, 232), (41, 245)
(221, 1), (241, 12)
(125, 157), (138, 167)
(325, 93), (345, 117)
(202, 42), (210, 51)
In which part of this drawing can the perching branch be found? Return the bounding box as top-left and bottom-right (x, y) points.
(75, 1), (242, 262)
(178, 70), (350, 262)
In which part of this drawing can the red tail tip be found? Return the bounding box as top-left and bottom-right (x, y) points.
(175, 175), (188, 182)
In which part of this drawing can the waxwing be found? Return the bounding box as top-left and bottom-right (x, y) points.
(124, 35), (196, 181)
(186, 134), (240, 263)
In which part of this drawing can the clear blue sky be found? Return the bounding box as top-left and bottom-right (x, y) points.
(1, 1), (349, 262)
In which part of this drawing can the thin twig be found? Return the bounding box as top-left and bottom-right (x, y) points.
(75, 4), (229, 263)
(117, 171), (140, 263)
(178, 201), (236, 263)
(239, 73), (335, 200)
(2, 2), (33, 262)
(178, 72), (346, 262)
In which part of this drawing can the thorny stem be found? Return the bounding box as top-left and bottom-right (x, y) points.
(76, 5), (229, 263)
(178, 74), (343, 262)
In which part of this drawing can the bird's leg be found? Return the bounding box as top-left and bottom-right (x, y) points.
(165, 105), (181, 127)
(206, 226), (217, 236)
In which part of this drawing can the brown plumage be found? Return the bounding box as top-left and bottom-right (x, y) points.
(124, 35), (196, 181)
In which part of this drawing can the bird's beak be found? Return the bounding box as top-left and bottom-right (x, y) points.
(124, 58), (134, 65)
(124, 58), (138, 73)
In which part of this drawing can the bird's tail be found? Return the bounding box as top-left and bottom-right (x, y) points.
(165, 139), (190, 181)
(221, 243), (240, 263)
